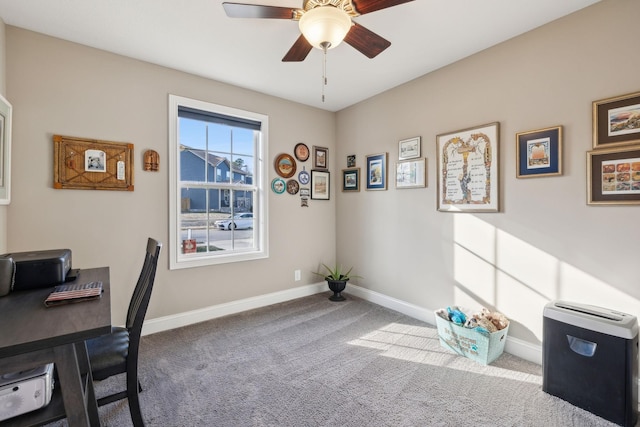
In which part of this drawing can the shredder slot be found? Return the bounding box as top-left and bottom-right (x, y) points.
(555, 302), (623, 321)
(567, 335), (597, 357)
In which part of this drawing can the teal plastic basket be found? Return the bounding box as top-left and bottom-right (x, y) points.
(435, 314), (509, 365)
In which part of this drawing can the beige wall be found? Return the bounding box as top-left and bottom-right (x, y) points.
(5, 0), (639, 351)
(336, 0), (640, 345)
(5, 27), (336, 323)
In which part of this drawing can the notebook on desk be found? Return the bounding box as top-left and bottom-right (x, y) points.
(44, 281), (103, 307)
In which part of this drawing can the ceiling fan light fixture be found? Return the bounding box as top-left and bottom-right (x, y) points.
(299, 6), (351, 50)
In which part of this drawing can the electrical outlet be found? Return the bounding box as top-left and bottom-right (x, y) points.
(294, 270), (301, 281)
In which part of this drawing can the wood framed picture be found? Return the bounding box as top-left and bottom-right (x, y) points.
(342, 168), (360, 192)
(53, 135), (134, 191)
(516, 126), (562, 178)
(0, 94), (12, 204)
(593, 91), (640, 149)
(313, 146), (328, 169)
(587, 144), (640, 205)
(365, 153), (388, 191)
(398, 136), (421, 160)
(396, 158), (426, 189)
(436, 122), (499, 212)
(311, 169), (330, 200)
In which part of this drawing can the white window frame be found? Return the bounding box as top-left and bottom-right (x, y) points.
(168, 94), (268, 269)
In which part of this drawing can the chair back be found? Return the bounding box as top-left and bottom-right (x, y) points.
(126, 238), (162, 334)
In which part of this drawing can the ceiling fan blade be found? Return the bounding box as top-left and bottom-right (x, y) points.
(223, 2), (298, 19)
(282, 35), (313, 62)
(352, 0), (414, 15)
(344, 23), (391, 59)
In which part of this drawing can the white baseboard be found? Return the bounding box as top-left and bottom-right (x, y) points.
(142, 281), (543, 366)
(142, 282), (326, 336)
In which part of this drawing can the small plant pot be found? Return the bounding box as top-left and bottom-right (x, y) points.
(326, 279), (348, 301)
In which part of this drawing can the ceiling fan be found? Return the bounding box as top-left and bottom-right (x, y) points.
(222, 0), (415, 62)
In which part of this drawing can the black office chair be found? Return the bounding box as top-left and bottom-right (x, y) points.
(85, 237), (162, 427)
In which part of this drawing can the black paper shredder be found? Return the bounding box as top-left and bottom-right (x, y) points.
(543, 301), (638, 427)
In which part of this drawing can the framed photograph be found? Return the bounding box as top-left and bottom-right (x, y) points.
(294, 142), (309, 162)
(274, 153), (296, 178)
(313, 146), (328, 169)
(593, 91), (640, 149)
(436, 122), (499, 212)
(311, 169), (330, 200)
(516, 126), (562, 178)
(347, 154), (356, 167)
(0, 94), (12, 204)
(396, 158), (426, 189)
(365, 153), (388, 191)
(398, 136), (421, 160)
(342, 168), (360, 192)
(587, 144), (640, 205)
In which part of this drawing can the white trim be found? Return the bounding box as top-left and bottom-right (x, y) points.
(168, 94), (269, 270)
(142, 282), (325, 336)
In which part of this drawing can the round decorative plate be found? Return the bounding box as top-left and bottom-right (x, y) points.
(294, 143), (310, 162)
(298, 169), (310, 185)
(274, 153), (296, 178)
(271, 177), (286, 194)
(286, 179), (300, 195)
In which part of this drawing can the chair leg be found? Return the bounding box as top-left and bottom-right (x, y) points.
(127, 371), (145, 427)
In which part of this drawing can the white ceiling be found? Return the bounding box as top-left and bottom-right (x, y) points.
(0, 0), (600, 112)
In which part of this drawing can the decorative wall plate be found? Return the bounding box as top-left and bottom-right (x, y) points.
(294, 143), (310, 162)
(286, 179), (300, 195)
(271, 177), (285, 194)
(298, 168), (310, 185)
(274, 153), (296, 178)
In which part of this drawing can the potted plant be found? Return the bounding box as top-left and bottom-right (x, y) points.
(313, 263), (361, 301)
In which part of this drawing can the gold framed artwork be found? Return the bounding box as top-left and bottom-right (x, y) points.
(396, 158), (426, 189)
(53, 135), (134, 191)
(516, 126), (562, 178)
(587, 144), (640, 205)
(593, 91), (640, 149)
(436, 122), (499, 212)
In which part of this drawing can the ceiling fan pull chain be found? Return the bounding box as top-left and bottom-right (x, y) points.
(321, 42), (329, 102)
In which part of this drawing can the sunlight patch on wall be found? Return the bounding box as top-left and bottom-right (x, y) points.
(452, 214), (640, 342)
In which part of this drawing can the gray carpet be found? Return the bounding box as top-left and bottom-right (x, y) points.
(50, 293), (624, 426)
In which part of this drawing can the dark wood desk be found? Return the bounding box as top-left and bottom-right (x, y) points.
(0, 267), (111, 426)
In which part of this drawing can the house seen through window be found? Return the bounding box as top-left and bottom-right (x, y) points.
(169, 95), (268, 269)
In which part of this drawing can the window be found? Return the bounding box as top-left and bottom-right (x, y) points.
(169, 95), (268, 269)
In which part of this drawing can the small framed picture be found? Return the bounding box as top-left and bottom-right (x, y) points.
(347, 154), (356, 167)
(311, 169), (330, 200)
(587, 144), (640, 205)
(396, 158), (426, 189)
(365, 153), (388, 191)
(398, 136), (421, 160)
(593, 91), (640, 149)
(313, 146), (328, 169)
(342, 168), (360, 192)
(516, 126), (562, 178)
(85, 149), (106, 172)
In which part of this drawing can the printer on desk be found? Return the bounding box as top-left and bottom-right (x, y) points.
(0, 249), (74, 295)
